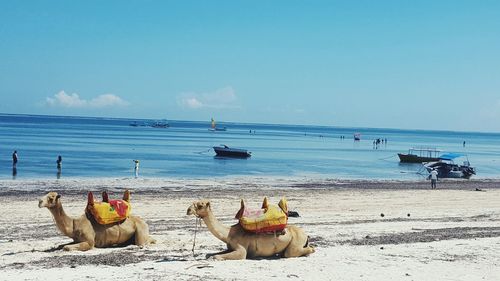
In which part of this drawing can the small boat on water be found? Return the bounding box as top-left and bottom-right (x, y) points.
(209, 118), (227, 131)
(151, 120), (169, 128)
(423, 153), (476, 179)
(213, 145), (251, 158)
(129, 121), (149, 127)
(398, 147), (442, 163)
(354, 133), (361, 141)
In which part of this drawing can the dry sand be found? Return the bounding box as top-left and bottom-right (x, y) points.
(0, 177), (499, 280)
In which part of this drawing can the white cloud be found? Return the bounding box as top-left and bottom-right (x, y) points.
(89, 94), (129, 107)
(178, 86), (239, 109)
(182, 97), (203, 109)
(46, 91), (86, 107)
(45, 91), (129, 108)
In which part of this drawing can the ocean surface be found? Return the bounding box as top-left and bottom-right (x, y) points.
(0, 113), (499, 180)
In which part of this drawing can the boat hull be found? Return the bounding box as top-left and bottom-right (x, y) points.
(398, 153), (440, 163)
(424, 161), (476, 179)
(213, 146), (251, 158)
(209, 127), (227, 131)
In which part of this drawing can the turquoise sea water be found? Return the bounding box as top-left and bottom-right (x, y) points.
(0, 113), (499, 180)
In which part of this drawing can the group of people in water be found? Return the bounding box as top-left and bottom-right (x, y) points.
(10, 150), (142, 180)
(372, 138), (387, 149)
(10, 150), (63, 179)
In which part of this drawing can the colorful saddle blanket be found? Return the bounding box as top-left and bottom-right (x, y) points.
(86, 191), (131, 225)
(236, 197), (288, 233)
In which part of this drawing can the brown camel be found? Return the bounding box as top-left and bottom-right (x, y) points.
(187, 199), (315, 260)
(39, 191), (155, 251)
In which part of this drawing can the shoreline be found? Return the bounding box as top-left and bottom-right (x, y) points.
(0, 177), (499, 195)
(1, 177), (499, 280)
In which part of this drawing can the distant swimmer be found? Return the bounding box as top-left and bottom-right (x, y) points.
(56, 155), (62, 169)
(463, 141), (466, 147)
(56, 155), (62, 179)
(12, 150), (18, 168)
(133, 159), (140, 178)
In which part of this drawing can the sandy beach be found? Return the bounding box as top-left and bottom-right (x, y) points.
(0, 177), (499, 280)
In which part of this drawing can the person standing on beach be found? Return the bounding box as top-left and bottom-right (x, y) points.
(430, 169), (438, 189)
(12, 150), (18, 168)
(133, 159), (140, 178)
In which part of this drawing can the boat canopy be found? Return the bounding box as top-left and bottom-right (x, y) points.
(439, 153), (465, 160)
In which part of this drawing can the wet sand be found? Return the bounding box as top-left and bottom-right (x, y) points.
(0, 177), (499, 280)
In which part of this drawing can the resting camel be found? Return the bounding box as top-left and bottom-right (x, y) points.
(38, 191), (155, 251)
(187, 199), (315, 260)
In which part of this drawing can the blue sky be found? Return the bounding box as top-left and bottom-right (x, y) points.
(0, 1), (499, 132)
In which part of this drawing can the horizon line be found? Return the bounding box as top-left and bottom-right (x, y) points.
(0, 112), (498, 135)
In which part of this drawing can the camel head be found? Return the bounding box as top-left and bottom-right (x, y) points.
(38, 192), (61, 208)
(187, 200), (211, 218)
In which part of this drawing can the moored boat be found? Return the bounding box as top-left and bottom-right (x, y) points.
(151, 120), (169, 128)
(398, 147), (441, 163)
(354, 133), (361, 141)
(213, 145), (251, 158)
(423, 153), (476, 179)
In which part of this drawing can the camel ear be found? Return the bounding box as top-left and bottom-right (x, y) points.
(123, 190), (130, 202)
(102, 191), (109, 203)
(56, 194), (61, 199)
(206, 201), (210, 209)
(87, 192), (94, 206)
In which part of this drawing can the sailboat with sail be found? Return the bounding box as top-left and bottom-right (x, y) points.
(209, 118), (227, 131)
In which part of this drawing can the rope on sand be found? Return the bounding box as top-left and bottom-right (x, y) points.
(191, 217), (201, 256)
(187, 219), (214, 270)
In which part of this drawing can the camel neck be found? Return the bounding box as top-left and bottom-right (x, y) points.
(49, 202), (74, 238)
(203, 210), (229, 244)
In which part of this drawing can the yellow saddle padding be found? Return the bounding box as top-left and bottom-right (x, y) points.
(86, 191), (131, 225)
(236, 197), (288, 233)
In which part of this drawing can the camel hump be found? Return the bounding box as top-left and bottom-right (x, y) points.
(261, 197), (269, 209)
(87, 192), (132, 225)
(123, 190), (130, 202)
(87, 192), (95, 206)
(102, 191), (109, 203)
(238, 198), (288, 233)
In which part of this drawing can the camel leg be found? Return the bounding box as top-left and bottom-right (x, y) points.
(63, 241), (93, 251)
(49, 242), (76, 251)
(206, 249), (232, 259)
(213, 245), (247, 260)
(283, 237), (315, 258)
(134, 220), (154, 246)
(283, 244), (315, 258)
